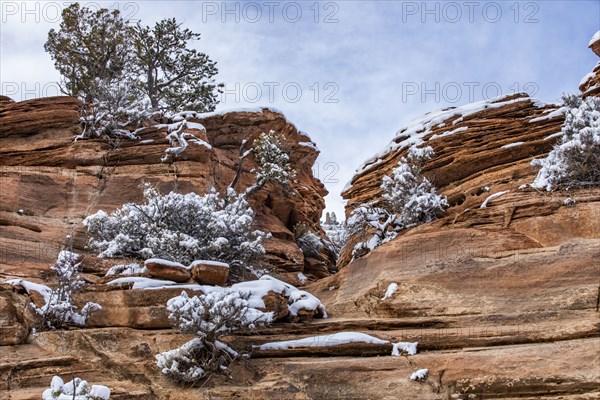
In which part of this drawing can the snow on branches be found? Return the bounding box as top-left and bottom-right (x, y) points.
(249, 130), (297, 194)
(8, 250), (101, 329)
(156, 290), (271, 384)
(167, 290), (272, 340)
(532, 94), (600, 191)
(381, 145), (448, 226)
(348, 145), (447, 259)
(78, 76), (150, 139)
(83, 185), (267, 267)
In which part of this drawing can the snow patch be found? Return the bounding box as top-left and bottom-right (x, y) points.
(5, 279), (52, 303)
(297, 272), (308, 284)
(105, 263), (146, 276)
(410, 368), (429, 381)
(480, 191), (509, 208)
(429, 126), (468, 140)
(298, 141), (318, 150)
(145, 258), (187, 269)
(106, 277), (177, 289)
(544, 132), (563, 140)
(529, 108), (565, 123)
(258, 332), (389, 350)
(188, 260), (230, 269)
(580, 72), (596, 87)
(392, 341), (418, 356)
(381, 283), (398, 300)
(589, 30), (600, 47)
(500, 142), (524, 149)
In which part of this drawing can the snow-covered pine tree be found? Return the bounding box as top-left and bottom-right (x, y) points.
(532, 94), (600, 191)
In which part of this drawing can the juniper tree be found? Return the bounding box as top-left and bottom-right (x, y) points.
(44, 3), (132, 102)
(132, 18), (222, 112)
(45, 5), (222, 118)
(348, 145), (447, 258)
(229, 130), (297, 196)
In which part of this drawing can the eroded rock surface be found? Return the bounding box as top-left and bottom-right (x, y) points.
(0, 98), (335, 281)
(1, 41), (599, 400)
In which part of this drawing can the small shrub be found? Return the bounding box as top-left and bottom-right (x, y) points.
(156, 290), (272, 383)
(294, 223), (323, 258)
(348, 145), (447, 259)
(37, 249), (101, 329)
(532, 94), (600, 190)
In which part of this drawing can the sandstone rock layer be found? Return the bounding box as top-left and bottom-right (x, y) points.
(0, 98), (335, 281)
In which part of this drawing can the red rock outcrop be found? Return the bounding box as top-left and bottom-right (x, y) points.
(0, 98), (335, 281)
(1, 37), (599, 400)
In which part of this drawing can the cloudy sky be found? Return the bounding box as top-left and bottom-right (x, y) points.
(1, 1), (598, 218)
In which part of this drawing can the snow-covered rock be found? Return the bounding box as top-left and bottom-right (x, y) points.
(189, 260), (229, 286)
(410, 368), (429, 381)
(145, 258), (191, 283)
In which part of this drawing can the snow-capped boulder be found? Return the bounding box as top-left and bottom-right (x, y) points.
(145, 259), (191, 283)
(189, 260), (229, 286)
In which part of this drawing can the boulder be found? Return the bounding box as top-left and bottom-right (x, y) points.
(190, 260), (229, 286)
(145, 258), (190, 283)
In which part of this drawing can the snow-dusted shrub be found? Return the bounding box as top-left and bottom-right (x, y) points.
(155, 338), (207, 384)
(167, 290), (272, 340)
(532, 94), (600, 191)
(348, 145), (447, 259)
(249, 130), (297, 193)
(36, 250), (101, 329)
(78, 76), (150, 139)
(84, 185), (267, 267)
(381, 145), (448, 226)
(347, 204), (399, 258)
(42, 375), (110, 399)
(157, 290), (271, 384)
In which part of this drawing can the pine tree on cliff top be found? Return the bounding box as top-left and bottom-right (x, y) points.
(45, 3), (221, 114)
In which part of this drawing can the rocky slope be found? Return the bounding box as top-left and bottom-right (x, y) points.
(1, 39), (599, 400)
(0, 98), (335, 282)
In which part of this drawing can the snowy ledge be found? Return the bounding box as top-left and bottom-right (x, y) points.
(344, 93), (546, 193)
(255, 332), (418, 358)
(257, 332), (389, 351)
